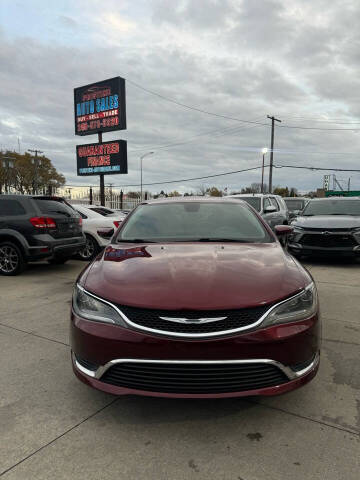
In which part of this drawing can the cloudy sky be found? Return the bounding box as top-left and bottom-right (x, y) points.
(1, 0), (360, 194)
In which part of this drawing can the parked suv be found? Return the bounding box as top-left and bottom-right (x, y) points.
(0, 195), (85, 275)
(288, 197), (360, 257)
(227, 193), (289, 228)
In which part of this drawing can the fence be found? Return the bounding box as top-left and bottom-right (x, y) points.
(64, 189), (143, 211)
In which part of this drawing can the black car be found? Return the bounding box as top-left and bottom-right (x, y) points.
(0, 195), (85, 275)
(288, 197), (360, 257)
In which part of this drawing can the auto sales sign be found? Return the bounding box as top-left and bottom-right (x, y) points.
(74, 77), (126, 136)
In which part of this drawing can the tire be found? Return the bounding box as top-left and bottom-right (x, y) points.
(0, 241), (26, 276)
(47, 256), (69, 265)
(77, 234), (99, 261)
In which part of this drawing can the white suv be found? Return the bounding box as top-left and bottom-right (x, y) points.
(227, 194), (289, 229)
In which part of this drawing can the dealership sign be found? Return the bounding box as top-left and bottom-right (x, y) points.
(74, 76), (126, 136)
(76, 140), (127, 176)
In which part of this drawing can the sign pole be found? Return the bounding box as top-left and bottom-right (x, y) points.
(98, 131), (105, 206)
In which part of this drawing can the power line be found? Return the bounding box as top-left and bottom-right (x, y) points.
(100, 165), (266, 188)
(128, 80), (360, 131)
(275, 165), (360, 172)
(127, 80), (270, 126)
(128, 123), (265, 154)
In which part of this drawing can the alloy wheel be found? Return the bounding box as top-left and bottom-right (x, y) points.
(0, 245), (19, 273)
(79, 236), (96, 260)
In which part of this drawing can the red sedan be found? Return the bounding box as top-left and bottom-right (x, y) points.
(71, 197), (320, 398)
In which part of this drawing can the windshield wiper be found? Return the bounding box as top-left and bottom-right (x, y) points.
(197, 238), (250, 243)
(302, 214), (314, 216)
(117, 239), (158, 243)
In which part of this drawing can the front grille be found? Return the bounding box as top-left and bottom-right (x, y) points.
(300, 234), (356, 248)
(100, 361), (289, 393)
(117, 304), (270, 335)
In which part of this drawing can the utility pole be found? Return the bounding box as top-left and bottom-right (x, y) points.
(261, 148), (268, 193)
(28, 149), (44, 195)
(267, 115), (281, 193)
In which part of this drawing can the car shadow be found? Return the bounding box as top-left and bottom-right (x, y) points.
(20, 260), (85, 277)
(300, 255), (360, 269)
(106, 394), (259, 426)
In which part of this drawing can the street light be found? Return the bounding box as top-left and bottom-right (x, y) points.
(261, 148), (268, 193)
(140, 151), (154, 201)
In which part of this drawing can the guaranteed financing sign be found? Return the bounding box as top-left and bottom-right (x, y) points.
(76, 140), (128, 176)
(74, 77), (126, 136)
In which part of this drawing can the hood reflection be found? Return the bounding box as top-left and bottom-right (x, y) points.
(104, 245), (152, 262)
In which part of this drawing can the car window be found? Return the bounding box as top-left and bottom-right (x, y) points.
(285, 199), (305, 211)
(90, 207), (114, 216)
(76, 209), (88, 219)
(117, 202), (274, 243)
(34, 199), (76, 217)
(234, 197), (261, 212)
(302, 199), (360, 216)
(263, 198), (272, 210)
(278, 198), (287, 210)
(0, 199), (26, 216)
(269, 198), (279, 210)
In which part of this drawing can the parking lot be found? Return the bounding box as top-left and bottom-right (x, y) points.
(0, 258), (359, 480)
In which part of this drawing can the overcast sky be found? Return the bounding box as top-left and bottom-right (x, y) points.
(1, 0), (360, 194)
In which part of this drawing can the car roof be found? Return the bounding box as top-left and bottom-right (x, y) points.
(283, 197), (307, 200)
(308, 197), (360, 201)
(227, 193), (267, 198)
(142, 196), (249, 205)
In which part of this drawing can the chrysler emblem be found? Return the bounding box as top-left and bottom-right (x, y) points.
(159, 316), (227, 324)
(322, 231), (331, 235)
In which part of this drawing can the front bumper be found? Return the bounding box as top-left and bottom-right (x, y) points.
(288, 231), (360, 256)
(71, 311), (321, 398)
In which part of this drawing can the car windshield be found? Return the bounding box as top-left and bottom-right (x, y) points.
(302, 199), (360, 216)
(116, 202), (273, 243)
(285, 199), (305, 211)
(236, 197), (261, 212)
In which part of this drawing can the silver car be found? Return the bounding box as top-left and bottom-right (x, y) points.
(227, 194), (290, 229)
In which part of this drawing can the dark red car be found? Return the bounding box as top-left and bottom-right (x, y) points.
(71, 198), (320, 398)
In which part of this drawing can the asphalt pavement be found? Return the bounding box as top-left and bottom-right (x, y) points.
(0, 258), (359, 479)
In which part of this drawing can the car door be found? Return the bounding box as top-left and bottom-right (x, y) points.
(262, 197), (277, 228)
(269, 197), (285, 227)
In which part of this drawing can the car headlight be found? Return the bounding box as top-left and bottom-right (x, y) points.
(261, 283), (318, 327)
(73, 284), (127, 326)
(353, 228), (360, 236)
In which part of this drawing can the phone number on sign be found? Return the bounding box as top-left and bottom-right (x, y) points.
(77, 117), (119, 132)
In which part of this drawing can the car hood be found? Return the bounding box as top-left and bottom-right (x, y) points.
(81, 243), (310, 310)
(292, 215), (360, 229)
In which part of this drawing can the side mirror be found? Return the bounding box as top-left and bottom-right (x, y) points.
(274, 225), (293, 237)
(264, 206), (277, 213)
(97, 227), (114, 240)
